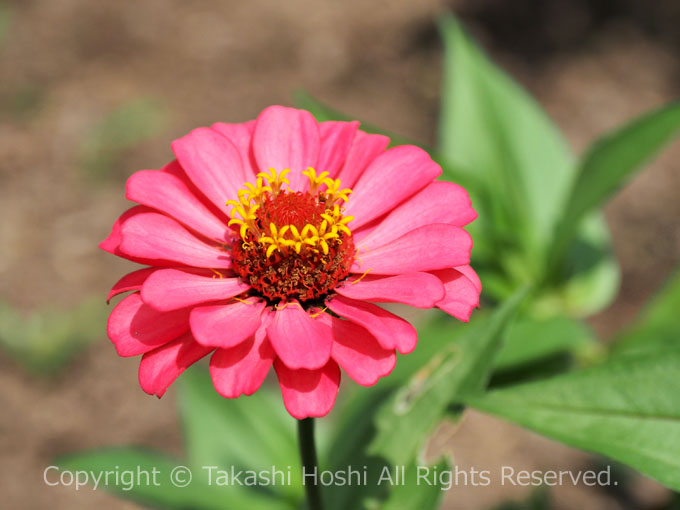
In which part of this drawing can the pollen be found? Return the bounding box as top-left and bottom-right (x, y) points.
(227, 168), (356, 303)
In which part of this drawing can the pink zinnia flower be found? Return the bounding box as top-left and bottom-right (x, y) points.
(101, 106), (480, 419)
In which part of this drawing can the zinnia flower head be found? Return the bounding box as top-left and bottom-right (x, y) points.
(101, 106), (480, 419)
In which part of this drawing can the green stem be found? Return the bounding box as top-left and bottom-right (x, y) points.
(298, 418), (323, 510)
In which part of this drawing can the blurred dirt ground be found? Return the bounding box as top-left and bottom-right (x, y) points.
(0, 0), (678, 509)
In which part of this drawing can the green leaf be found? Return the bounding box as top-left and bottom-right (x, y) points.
(611, 268), (680, 358)
(58, 448), (289, 510)
(380, 459), (451, 510)
(390, 312), (470, 385)
(178, 367), (303, 501)
(468, 352), (680, 491)
(438, 14), (574, 254)
(323, 387), (392, 510)
(556, 213), (620, 316)
(535, 213), (620, 318)
(552, 101), (680, 261)
(494, 315), (598, 372)
(368, 290), (527, 466)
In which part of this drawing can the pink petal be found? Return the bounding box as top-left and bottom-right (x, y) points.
(138, 332), (213, 397)
(455, 264), (482, 293)
(336, 130), (390, 189)
(318, 314), (395, 386)
(318, 121), (359, 176)
(335, 272), (445, 308)
(432, 268), (482, 322)
(352, 224), (472, 275)
(171, 127), (247, 212)
(160, 161), (232, 224)
(274, 359), (341, 419)
(141, 269), (250, 311)
(345, 145), (441, 229)
(100, 206), (175, 266)
(107, 293), (190, 357)
(210, 312), (275, 398)
(119, 211), (232, 269)
(267, 302), (333, 370)
(190, 299), (265, 348)
(252, 106), (320, 191)
(211, 120), (257, 178)
(355, 181), (477, 250)
(326, 295), (417, 355)
(126, 169), (228, 241)
(107, 267), (156, 303)
(100, 209), (127, 254)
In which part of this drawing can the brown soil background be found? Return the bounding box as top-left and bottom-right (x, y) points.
(0, 0), (679, 509)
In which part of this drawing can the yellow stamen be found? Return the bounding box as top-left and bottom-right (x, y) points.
(275, 301), (302, 311)
(302, 167), (330, 194)
(226, 168), (355, 257)
(351, 268), (372, 284)
(310, 307), (328, 318)
(257, 167), (290, 194)
(209, 268), (224, 279)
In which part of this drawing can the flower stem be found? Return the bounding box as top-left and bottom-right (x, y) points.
(298, 418), (323, 510)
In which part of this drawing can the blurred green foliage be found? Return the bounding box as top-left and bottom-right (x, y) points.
(0, 2), (11, 44)
(0, 82), (46, 123)
(610, 268), (680, 359)
(0, 297), (107, 375)
(79, 98), (167, 181)
(493, 487), (550, 510)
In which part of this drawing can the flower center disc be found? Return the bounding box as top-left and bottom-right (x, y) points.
(228, 168), (356, 304)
